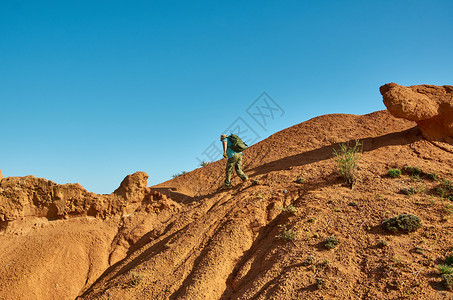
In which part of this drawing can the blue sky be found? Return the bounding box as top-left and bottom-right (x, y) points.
(1, 0), (452, 193)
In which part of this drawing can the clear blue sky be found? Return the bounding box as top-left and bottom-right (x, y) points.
(1, 0), (452, 193)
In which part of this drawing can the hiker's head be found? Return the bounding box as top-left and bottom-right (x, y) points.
(220, 134), (228, 141)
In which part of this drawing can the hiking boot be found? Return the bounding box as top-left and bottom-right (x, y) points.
(220, 184), (233, 190)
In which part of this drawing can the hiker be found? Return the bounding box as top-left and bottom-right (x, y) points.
(220, 134), (248, 188)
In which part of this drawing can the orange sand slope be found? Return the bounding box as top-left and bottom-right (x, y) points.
(1, 110), (453, 299)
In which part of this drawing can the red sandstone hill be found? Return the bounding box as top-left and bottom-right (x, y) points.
(1, 110), (453, 299)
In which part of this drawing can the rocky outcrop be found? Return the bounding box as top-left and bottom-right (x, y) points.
(0, 171), (165, 227)
(380, 82), (453, 142)
(114, 171), (148, 203)
(0, 169), (3, 181)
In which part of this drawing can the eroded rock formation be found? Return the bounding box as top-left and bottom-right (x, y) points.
(380, 82), (453, 142)
(0, 171), (175, 227)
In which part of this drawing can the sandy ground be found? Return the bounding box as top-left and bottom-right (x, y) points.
(1, 110), (453, 299)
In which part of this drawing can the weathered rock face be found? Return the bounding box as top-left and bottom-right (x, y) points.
(0, 170), (3, 181)
(0, 171), (155, 227)
(380, 82), (453, 142)
(113, 171), (149, 203)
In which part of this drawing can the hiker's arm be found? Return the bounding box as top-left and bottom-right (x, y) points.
(222, 140), (227, 158)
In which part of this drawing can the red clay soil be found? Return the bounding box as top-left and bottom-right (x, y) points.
(1, 110), (453, 300)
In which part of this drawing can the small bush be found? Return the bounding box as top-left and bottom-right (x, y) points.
(401, 185), (425, 196)
(276, 225), (298, 241)
(323, 236), (341, 249)
(442, 274), (453, 290)
(199, 161), (212, 167)
(333, 140), (362, 186)
(382, 214), (422, 233)
(401, 187), (416, 196)
(426, 172), (438, 181)
(388, 169), (402, 178)
(252, 179), (259, 186)
(438, 180), (453, 199)
(439, 264), (453, 274)
(303, 255), (316, 266)
(404, 166), (423, 177)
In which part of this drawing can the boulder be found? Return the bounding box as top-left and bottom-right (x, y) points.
(113, 172), (149, 203)
(380, 83), (453, 142)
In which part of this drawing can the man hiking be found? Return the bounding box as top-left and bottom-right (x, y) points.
(220, 134), (248, 189)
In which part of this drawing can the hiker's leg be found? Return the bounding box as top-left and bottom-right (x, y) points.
(225, 156), (236, 186)
(235, 153), (248, 181)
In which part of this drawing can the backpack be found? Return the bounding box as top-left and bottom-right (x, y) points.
(228, 134), (248, 152)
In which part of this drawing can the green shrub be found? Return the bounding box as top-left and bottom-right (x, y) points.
(438, 180), (453, 198)
(388, 169), (402, 178)
(401, 184), (425, 196)
(401, 187), (416, 196)
(439, 264), (453, 274)
(323, 236), (341, 249)
(404, 166), (423, 177)
(426, 172), (438, 181)
(333, 140), (362, 186)
(276, 225), (298, 241)
(382, 214), (422, 233)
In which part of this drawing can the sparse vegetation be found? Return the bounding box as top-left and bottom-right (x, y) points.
(252, 179), (260, 186)
(333, 140), (362, 186)
(387, 168), (402, 178)
(377, 239), (388, 248)
(255, 193), (264, 199)
(381, 214), (422, 233)
(199, 161), (212, 167)
(276, 225), (298, 241)
(316, 278), (325, 289)
(404, 166), (423, 178)
(129, 271), (144, 287)
(438, 264), (453, 274)
(303, 255), (316, 266)
(172, 171), (187, 178)
(414, 246), (424, 254)
(296, 177), (304, 184)
(426, 171), (438, 181)
(437, 180), (453, 199)
(323, 236), (340, 249)
(400, 184), (426, 196)
(278, 204), (297, 214)
(401, 187), (416, 196)
(442, 274), (453, 290)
